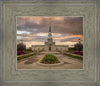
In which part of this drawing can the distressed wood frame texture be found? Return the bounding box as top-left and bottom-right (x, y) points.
(1, 1), (100, 86)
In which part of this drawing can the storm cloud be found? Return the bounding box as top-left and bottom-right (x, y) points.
(17, 17), (83, 47)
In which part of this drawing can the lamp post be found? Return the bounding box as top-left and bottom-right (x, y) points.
(78, 39), (81, 54)
(78, 39), (81, 44)
(21, 39), (23, 43)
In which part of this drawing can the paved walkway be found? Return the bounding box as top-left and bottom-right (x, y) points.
(17, 52), (83, 69)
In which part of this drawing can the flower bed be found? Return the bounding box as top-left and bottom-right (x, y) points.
(17, 51), (26, 55)
(74, 51), (83, 55)
(40, 54), (60, 64)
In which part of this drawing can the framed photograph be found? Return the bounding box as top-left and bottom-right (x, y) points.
(0, 1), (100, 86)
(17, 16), (83, 69)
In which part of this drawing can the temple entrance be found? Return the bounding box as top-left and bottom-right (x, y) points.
(49, 46), (51, 51)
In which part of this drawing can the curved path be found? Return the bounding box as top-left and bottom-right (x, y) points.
(17, 52), (83, 69)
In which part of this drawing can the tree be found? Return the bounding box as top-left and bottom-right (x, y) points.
(68, 47), (75, 52)
(17, 43), (26, 51)
(74, 43), (83, 51)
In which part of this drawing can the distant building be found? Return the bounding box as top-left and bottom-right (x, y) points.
(32, 23), (68, 52)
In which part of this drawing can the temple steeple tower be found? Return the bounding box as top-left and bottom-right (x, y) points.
(32, 19), (69, 52)
(48, 22), (52, 40)
(45, 21), (55, 51)
(49, 22), (51, 32)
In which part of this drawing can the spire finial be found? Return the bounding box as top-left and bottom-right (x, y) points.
(49, 18), (52, 25)
(49, 19), (52, 32)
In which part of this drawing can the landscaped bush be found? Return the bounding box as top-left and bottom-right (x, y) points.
(17, 51), (25, 55)
(25, 50), (32, 53)
(74, 51), (83, 56)
(40, 54), (60, 64)
(80, 51), (83, 55)
(74, 43), (83, 51)
(74, 51), (79, 54)
(17, 43), (26, 51)
(25, 48), (33, 53)
(68, 47), (75, 53)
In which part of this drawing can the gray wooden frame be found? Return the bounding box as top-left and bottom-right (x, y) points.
(0, 0), (100, 86)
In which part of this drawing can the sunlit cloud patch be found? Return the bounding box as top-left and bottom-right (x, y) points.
(17, 16), (83, 48)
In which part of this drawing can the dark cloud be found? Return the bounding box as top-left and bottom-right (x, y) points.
(17, 17), (83, 34)
(60, 37), (81, 42)
(31, 36), (47, 42)
(17, 23), (48, 34)
(17, 34), (47, 42)
(17, 17), (83, 43)
(52, 17), (83, 35)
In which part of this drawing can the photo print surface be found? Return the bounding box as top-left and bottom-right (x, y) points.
(17, 17), (83, 69)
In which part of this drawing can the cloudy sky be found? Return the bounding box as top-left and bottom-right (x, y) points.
(17, 17), (83, 48)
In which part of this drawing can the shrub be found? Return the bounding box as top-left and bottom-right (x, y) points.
(74, 51), (79, 54)
(17, 43), (26, 51)
(25, 47), (33, 52)
(74, 51), (83, 56)
(68, 47), (75, 52)
(80, 51), (83, 55)
(17, 51), (25, 55)
(74, 43), (83, 51)
(40, 54), (60, 64)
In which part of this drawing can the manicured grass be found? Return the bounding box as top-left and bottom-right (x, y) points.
(25, 51), (33, 53)
(17, 53), (36, 60)
(64, 53), (83, 60)
(68, 50), (74, 53)
(40, 54), (60, 64)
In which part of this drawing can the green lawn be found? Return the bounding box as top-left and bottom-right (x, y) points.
(64, 53), (83, 60)
(17, 53), (36, 60)
(25, 51), (33, 53)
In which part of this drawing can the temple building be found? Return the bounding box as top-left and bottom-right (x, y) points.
(32, 23), (68, 52)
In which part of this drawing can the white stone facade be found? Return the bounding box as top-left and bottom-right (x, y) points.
(32, 23), (68, 52)
(32, 45), (68, 52)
